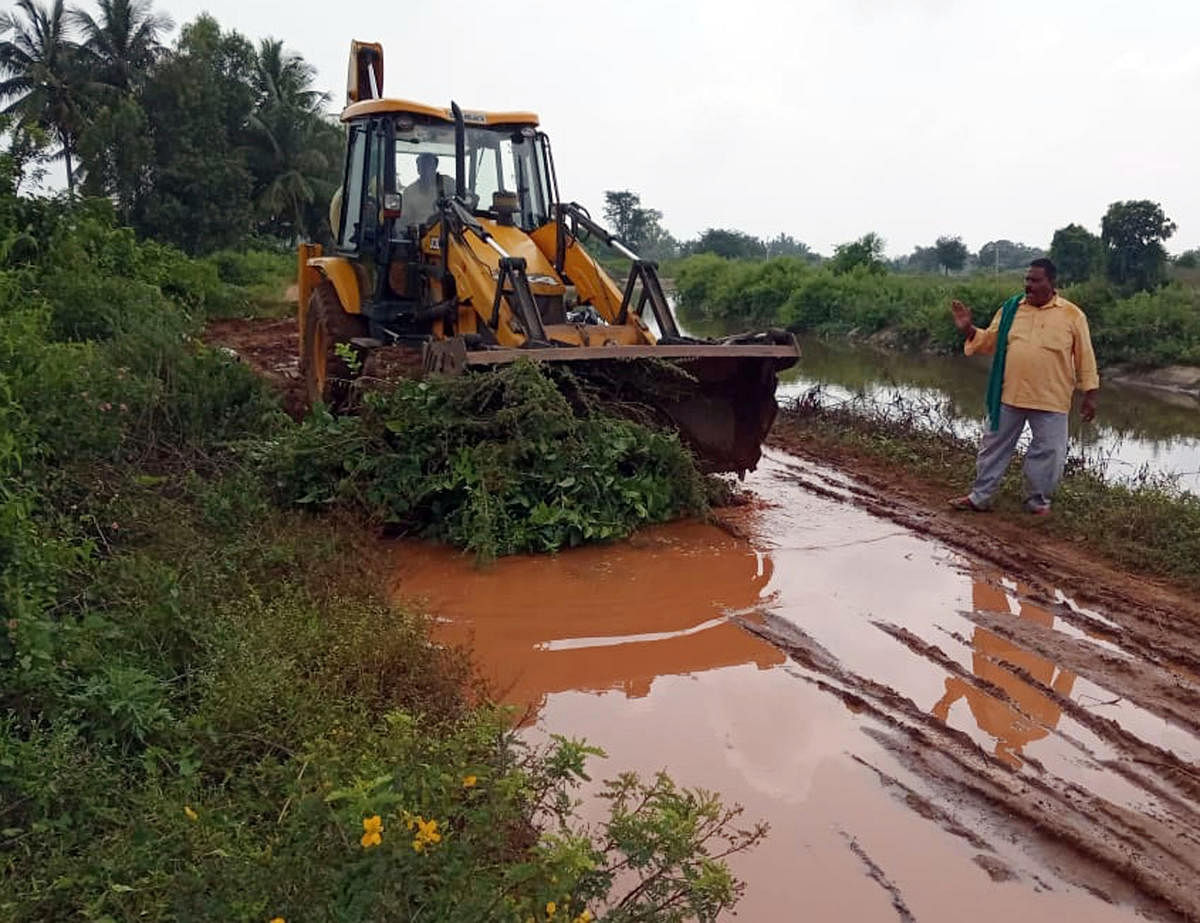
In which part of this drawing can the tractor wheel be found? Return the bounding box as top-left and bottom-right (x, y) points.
(302, 282), (368, 411)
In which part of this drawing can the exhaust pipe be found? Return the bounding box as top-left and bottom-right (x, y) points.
(451, 101), (466, 199)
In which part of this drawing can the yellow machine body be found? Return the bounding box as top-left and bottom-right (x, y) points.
(296, 41), (798, 475)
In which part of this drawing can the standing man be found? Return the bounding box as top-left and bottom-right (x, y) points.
(948, 258), (1099, 515)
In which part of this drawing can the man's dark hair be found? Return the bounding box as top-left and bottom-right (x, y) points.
(1029, 257), (1057, 283)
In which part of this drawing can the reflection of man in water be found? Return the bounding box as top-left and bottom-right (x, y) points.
(401, 152), (453, 226)
(932, 576), (1076, 768)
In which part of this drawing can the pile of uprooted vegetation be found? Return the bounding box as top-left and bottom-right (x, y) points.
(1, 180), (760, 921)
(258, 360), (710, 561)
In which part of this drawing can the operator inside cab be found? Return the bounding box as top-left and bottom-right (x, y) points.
(401, 152), (455, 227)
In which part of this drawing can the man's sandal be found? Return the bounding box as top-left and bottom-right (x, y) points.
(947, 495), (989, 512)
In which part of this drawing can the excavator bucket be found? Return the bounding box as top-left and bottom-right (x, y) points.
(422, 334), (798, 475)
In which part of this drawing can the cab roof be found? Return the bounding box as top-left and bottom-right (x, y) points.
(341, 98), (539, 127)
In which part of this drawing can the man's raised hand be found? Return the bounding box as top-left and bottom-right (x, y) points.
(950, 299), (974, 335)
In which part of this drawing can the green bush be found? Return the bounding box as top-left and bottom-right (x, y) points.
(675, 254), (1200, 366)
(204, 247), (293, 287)
(261, 362), (708, 560)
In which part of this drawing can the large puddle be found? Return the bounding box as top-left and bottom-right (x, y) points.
(390, 452), (1200, 921)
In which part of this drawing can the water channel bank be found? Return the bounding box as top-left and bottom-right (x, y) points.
(777, 336), (1200, 493)
(390, 451), (1200, 922)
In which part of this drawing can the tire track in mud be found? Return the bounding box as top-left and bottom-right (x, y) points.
(762, 438), (1200, 624)
(876, 622), (1200, 828)
(716, 452), (1200, 920)
(842, 833), (917, 923)
(755, 453), (1200, 716)
(736, 612), (1199, 921)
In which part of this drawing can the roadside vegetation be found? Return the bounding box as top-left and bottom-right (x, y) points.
(0, 161), (761, 919)
(775, 390), (1200, 588)
(595, 187), (1197, 371)
(673, 254), (1200, 368)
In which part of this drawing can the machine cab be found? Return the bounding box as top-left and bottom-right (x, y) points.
(335, 108), (556, 249)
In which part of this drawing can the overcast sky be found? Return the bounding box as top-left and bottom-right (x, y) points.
(149, 0), (1200, 254)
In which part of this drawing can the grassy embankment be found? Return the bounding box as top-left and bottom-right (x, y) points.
(673, 253), (1200, 367)
(1, 190), (760, 920)
(776, 393), (1200, 589)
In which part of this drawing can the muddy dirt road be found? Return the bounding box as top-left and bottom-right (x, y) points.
(391, 451), (1200, 922)
(206, 312), (1200, 919)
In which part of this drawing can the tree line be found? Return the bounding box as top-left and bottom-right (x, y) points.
(3, 0), (1192, 289)
(0, 0), (340, 253)
(604, 190), (1190, 296)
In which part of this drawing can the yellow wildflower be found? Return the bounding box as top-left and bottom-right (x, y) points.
(546, 901), (557, 918)
(574, 911), (593, 923)
(361, 814), (383, 849)
(270, 918), (285, 923)
(183, 805), (198, 822)
(411, 816), (442, 853)
(462, 774), (477, 788)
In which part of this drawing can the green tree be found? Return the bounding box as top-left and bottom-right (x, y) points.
(640, 220), (679, 261)
(133, 14), (257, 252)
(70, 0), (172, 94)
(1176, 249), (1199, 270)
(829, 232), (886, 275)
(248, 38), (338, 242)
(765, 232), (818, 261)
(70, 0), (172, 223)
(977, 239), (1044, 272)
(1101, 200), (1177, 292)
(0, 0), (87, 197)
(934, 235), (968, 275)
(602, 189), (665, 252)
(76, 93), (151, 219)
(687, 227), (767, 259)
(1049, 223), (1103, 285)
(253, 37), (324, 113)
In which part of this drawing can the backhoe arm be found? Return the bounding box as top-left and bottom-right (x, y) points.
(554, 203), (681, 339)
(439, 196), (547, 344)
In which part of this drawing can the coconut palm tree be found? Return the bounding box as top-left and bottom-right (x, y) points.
(0, 0), (86, 196)
(255, 38), (325, 114)
(70, 0), (172, 94)
(249, 39), (335, 241)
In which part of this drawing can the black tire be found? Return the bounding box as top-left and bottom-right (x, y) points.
(301, 282), (368, 411)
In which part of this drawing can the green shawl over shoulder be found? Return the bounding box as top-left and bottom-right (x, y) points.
(985, 294), (1023, 432)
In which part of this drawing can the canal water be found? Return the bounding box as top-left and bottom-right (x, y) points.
(776, 336), (1200, 492)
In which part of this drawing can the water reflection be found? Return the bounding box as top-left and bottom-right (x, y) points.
(388, 522), (785, 723)
(932, 575), (1077, 769)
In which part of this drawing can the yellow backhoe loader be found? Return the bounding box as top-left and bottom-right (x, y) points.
(297, 41), (798, 474)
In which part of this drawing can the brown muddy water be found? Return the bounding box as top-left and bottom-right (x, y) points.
(390, 451), (1200, 922)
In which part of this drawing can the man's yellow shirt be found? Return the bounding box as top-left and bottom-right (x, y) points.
(965, 294), (1100, 414)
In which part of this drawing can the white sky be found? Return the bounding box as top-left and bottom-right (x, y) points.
(120, 1), (1200, 255)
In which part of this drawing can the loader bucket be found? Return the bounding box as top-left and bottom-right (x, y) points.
(423, 334), (799, 475)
